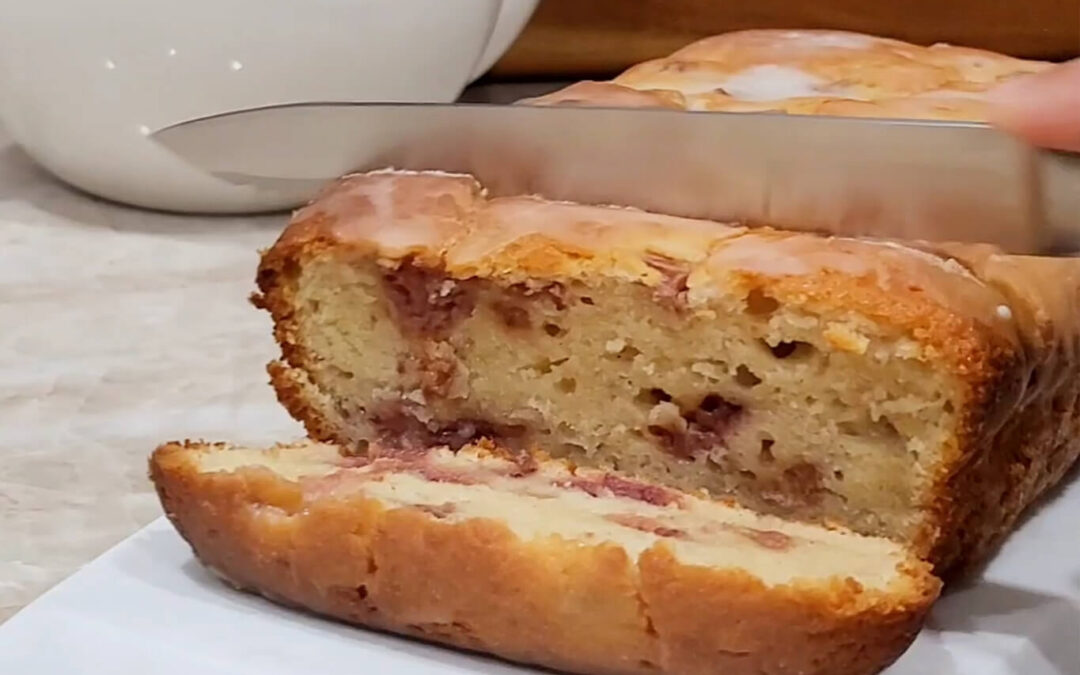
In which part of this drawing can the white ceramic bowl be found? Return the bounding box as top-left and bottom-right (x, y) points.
(0, 0), (522, 213)
(470, 0), (539, 81)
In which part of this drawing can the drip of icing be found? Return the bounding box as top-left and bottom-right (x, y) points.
(718, 65), (836, 101)
(362, 167), (476, 180)
(855, 240), (986, 285)
(780, 31), (876, 49)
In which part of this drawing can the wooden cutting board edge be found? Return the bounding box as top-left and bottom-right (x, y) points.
(489, 0), (1080, 79)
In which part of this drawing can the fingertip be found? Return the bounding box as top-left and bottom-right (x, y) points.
(984, 59), (1080, 151)
(985, 74), (1040, 133)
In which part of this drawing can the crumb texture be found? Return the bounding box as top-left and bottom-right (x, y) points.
(257, 170), (1080, 576)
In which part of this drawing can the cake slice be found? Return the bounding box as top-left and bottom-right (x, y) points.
(150, 439), (939, 675)
(255, 171), (1080, 575)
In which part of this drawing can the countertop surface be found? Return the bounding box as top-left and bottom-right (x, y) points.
(0, 128), (304, 622)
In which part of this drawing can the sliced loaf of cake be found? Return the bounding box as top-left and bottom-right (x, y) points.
(151, 439), (939, 675)
(255, 171), (1080, 575)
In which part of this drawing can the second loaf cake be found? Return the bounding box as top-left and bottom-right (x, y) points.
(521, 28), (1050, 121)
(256, 171), (1080, 575)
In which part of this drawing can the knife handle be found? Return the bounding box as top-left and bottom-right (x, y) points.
(1041, 150), (1080, 252)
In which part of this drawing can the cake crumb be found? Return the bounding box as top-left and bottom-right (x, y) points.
(823, 322), (870, 354)
(605, 338), (627, 354)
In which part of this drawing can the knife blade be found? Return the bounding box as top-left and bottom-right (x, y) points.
(152, 101), (1080, 254)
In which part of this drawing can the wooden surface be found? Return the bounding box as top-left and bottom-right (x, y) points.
(491, 0), (1080, 78)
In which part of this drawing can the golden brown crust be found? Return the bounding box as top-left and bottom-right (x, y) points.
(255, 171), (1080, 576)
(266, 360), (346, 445)
(522, 29), (1050, 121)
(920, 252), (1080, 571)
(150, 441), (939, 675)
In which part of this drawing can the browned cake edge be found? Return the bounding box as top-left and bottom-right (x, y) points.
(150, 440), (939, 675)
(254, 172), (1080, 576)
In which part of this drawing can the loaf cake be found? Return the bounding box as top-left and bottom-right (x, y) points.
(150, 439), (940, 675)
(143, 28), (1078, 675)
(522, 28), (1050, 121)
(256, 170), (1080, 575)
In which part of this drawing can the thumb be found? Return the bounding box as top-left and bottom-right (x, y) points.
(986, 58), (1080, 152)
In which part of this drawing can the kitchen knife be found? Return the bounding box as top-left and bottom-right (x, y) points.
(152, 102), (1079, 254)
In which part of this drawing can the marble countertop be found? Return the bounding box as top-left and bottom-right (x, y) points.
(0, 82), (567, 623)
(0, 130), (305, 622)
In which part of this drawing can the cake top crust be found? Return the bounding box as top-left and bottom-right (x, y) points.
(279, 170), (1079, 356)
